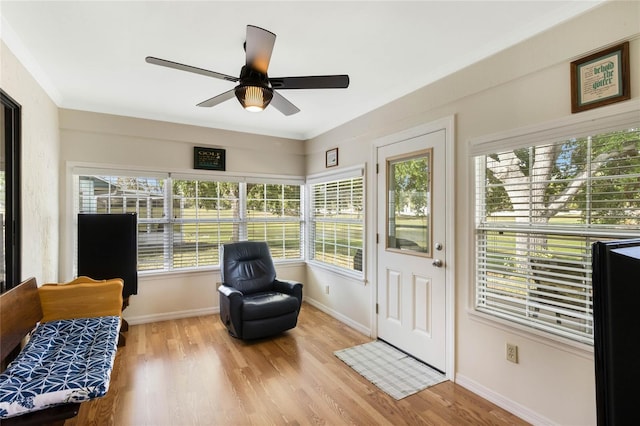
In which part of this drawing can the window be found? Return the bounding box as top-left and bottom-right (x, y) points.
(246, 182), (303, 260)
(474, 121), (640, 344)
(1, 90), (21, 293)
(75, 173), (303, 273)
(170, 179), (241, 270)
(309, 171), (364, 273)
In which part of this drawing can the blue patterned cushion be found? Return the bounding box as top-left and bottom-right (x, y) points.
(0, 316), (120, 419)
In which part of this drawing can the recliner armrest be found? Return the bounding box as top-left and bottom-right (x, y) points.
(273, 279), (302, 291)
(273, 279), (303, 306)
(218, 284), (243, 298)
(218, 284), (244, 338)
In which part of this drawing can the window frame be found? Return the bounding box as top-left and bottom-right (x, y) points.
(72, 168), (304, 275)
(469, 100), (640, 349)
(307, 166), (365, 276)
(1, 90), (21, 293)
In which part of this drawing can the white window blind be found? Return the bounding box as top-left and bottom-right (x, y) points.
(75, 175), (168, 271)
(171, 179), (241, 270)
(74, 173), (303, 273)
(309, 172), (364, 272)
(474, 124), (640, 344)
(246, 183), (303, 260)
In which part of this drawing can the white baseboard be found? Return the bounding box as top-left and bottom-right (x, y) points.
(125, 307), (219, 326)
(455, 374), (554, 426)
(303, 297), (371, 337)
(124, 298), (370, 337)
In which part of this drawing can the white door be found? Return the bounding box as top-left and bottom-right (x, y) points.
(376, 129), (447, 371)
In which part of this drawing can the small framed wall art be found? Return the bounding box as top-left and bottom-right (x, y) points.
(326, 148), (338, 168)
(570, 42), (630, 113)
(194, 146), (226, 171)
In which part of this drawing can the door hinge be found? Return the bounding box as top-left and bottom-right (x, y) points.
(376, 233), (379, 244)
(376, 163), (379, 174)
(376, 303), (379, 314)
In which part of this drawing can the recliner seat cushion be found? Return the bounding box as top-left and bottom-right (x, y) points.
(242, 292), (300, 321)
(242, 312), (299, 340)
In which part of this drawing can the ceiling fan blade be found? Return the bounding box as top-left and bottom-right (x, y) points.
(146, 56), (238, 82)
(245, 25), (276, 74)
(197, 89), (237, 108)
(269, 75), (350, 90)
(270, 91), (300, 116)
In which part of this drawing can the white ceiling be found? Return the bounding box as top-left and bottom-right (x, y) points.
(1, 1), (604, 140)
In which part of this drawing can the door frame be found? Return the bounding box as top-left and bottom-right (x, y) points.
(369, 116), (456, 379)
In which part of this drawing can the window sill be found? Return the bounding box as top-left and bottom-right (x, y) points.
(139, 267), (220, 279)
(307, 260), (366, 284)
(466, 308), (594, 360)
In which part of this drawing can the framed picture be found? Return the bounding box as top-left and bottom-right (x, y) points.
(571, 42), (630, 113)
(194, 146), (225, 171)
(326, 148), (338, 168)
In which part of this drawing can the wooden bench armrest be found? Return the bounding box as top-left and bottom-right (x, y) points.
(0, 278), (42, 364)
(38, 278), (124, 322)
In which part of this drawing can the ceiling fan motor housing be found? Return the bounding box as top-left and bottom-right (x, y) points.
(235, 65), (273, 110)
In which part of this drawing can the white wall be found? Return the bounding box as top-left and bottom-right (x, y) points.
(304, 267), (370, 335)
(58, 109), (306, 322)
(0, 40), (60, 283)
(304, 2), (640, 425)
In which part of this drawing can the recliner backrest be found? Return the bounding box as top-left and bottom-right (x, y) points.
(220, 241), (276, 295)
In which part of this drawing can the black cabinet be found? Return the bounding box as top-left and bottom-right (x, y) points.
(592, 239), (640, 425)
(78, 213), (138, 298)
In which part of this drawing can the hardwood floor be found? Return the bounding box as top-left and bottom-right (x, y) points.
(66, 303), (529, 425)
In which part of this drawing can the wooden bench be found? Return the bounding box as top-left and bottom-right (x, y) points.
(0, 277), (123, 425)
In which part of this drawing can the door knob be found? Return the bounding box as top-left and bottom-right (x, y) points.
(432, 259), (444, 268)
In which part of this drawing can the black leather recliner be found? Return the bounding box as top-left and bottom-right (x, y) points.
(218, 241), (303, 339)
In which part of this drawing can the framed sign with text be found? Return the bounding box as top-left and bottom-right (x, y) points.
(194, 147), (226, 171)
(571, 42), (630, 113)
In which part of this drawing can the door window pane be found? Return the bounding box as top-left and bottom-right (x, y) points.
(387, 149), (432, 256)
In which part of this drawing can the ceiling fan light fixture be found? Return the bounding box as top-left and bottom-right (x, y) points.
(235, 84), (273, 112)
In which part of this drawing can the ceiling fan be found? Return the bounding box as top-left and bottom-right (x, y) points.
(146, 25), (350, 116)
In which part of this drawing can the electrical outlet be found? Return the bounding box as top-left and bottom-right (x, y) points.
(506, 343), (518, 363)
(325, 285), (330, 295)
